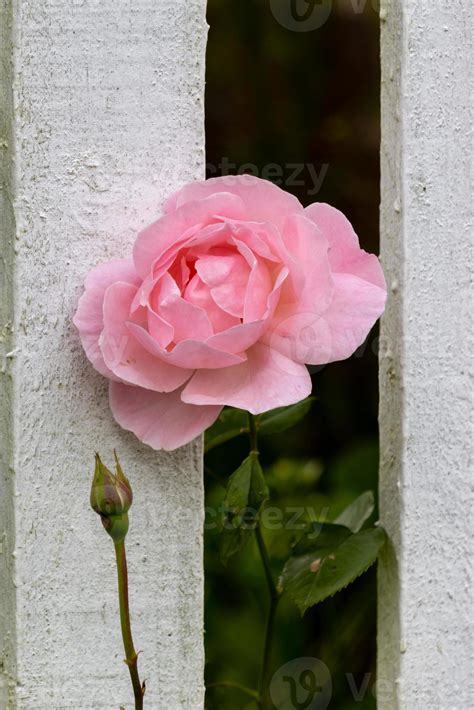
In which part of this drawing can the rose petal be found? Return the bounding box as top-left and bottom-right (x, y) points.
(133, 193), (245, 278)
(128, 321), (247, 369)
(73, 259), (140, 380)
(267, 273), (387, 364)
(232, 238), (272, 322)
(100, 282), (192, 391)
(160, 295), (213, 343)
(196, 251), (250, 318)
(110, 381), (222, 451)
(165, 175), (303, 229)
(279, 213), (334, 313)
(206, 320), (266, 354)
(147, 308), (174, 349)
(184, 274), (240, 333)
(225, 220), (282, 262)
(131, 222), (234, 312)
(305, 202), (386, 289)
(181, 342), (312, 414)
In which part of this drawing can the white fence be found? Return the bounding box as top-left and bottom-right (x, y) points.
(0, 1), (207, 707)
(378, 1), (472, 708)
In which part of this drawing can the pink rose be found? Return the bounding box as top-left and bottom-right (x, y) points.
(74, 176), (386, 450)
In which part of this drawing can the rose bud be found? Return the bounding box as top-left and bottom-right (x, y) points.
(90, 452), (133, 542)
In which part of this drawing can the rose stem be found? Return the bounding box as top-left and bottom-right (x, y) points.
(114, 539), (145, 709)
(247, 413), (280, 710)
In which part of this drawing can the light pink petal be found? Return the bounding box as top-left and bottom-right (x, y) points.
(131, 223), (233, 313)
(196, 252), (250, 318)
(233, 238), (272, 322)
(181, 342), (312, 414)
(100, 282), (192, 391)
(151, 271), (181, 305)
(128, 322), (247, 369)
(195, 252), (245, 287)
(206, 320), (267, 354)
(305, 202), (358, 257)
(169, 255), (191, 291)
(224, 220), (282, 262)
(304, 202), (386, 289)
(279, 213), (334, 313)
(203, 265), (288, 354)
(110, 382), (222, 451)
(168, 223), (232, 264)
(73, 259), (140, 380)
(267, 273), (387, 365)
(133, 193), (245, 278)
(165, 175), (303, 229)
(159, 294), (213, 343)
(147, 309), (174, 349)
(184, 274), (240, 333)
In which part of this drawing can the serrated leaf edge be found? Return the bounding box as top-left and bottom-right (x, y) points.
(281, 527), (387, 614)
(296, 555), (380, 615)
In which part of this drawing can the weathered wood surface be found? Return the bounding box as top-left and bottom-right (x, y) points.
(379, 1), (472, 707)
(0, 1), (208, 707)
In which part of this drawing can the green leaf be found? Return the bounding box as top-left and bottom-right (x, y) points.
(204, 408), (248, 452)
(279, 526), (386, 614)
(219, 453), (269, 564)
(224, 454), (267, 512)
(334, 491), (375, 533)
(292, 522), (352, 556)
(205, 398), (315, 452)
(257, 397), (315, 436)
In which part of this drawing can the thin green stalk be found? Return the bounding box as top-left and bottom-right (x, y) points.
(114, 540), (145, 709)
(255, 523), (277, 600)
(247, 414), (280, 710)
(248, 411), (259, 452)
(255, 524), (280, 709)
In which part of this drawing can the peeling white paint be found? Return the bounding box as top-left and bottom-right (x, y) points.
(378, 1), (473, 708)
(0, 1), (208, 707)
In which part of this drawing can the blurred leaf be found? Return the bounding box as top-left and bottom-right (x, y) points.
(334, 491), (375, 533)
(219, 525), (248, 564)
(220, 453), (269, 564)
(225, 453), (268, 511)
(257, 397), (315, 436)
(205, 408), (248, 452)
(292, 522), (351, 556)
(280, 526), (386, 614)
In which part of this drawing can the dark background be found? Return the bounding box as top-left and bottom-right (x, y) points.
(204, 2), (381, 708)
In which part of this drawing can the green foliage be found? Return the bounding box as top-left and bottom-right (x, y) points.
(205, 408), (248, 453)
(257, 397), (316, 436)
(334, 491), (375, 532)
(205, 399), (316, 453)
(220, 453), (269, 564)
(280, 523), (386, 615)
